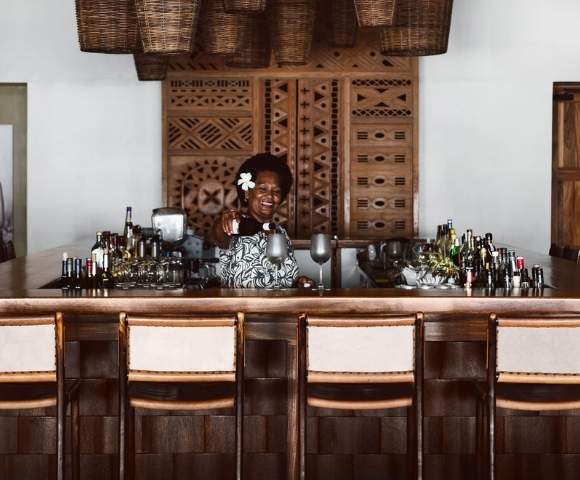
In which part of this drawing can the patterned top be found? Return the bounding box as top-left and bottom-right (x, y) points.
(219, 226), (299, 288)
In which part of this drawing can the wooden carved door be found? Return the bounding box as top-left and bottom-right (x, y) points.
(553, 84), (580, 247)
(163, 31), (418, 240)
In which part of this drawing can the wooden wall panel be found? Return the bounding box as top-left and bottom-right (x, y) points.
(164, 30), (418, 239)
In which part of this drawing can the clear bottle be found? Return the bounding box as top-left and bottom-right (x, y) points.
(100, 251), (114, 289)
(91, 232), (105, 270)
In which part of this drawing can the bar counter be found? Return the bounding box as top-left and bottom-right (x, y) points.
(2, 244), (580, 480)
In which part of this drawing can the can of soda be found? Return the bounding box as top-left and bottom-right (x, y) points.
(516, 256), (525, 271)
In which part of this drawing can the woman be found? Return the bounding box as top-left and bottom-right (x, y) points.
(210, 153), (311, 289)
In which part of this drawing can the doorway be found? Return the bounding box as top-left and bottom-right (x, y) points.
(0, 84), (27, 258)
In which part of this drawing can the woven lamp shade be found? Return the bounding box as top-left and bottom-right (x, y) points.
(134, 54), (169, 81)
(269, 0), (316, 66)
(329, 0), (358, 48)
(75, 0), (139, 53)
(134, 0), (201, 54)
(380, 0), (453, 56)
(225, 14), (271, 68)
(224, 0), (267, 13)
(353, 0), (397, 27)
(199, 0), (247, 55)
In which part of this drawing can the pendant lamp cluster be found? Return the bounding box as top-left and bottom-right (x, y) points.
(75, 0), (453, 81)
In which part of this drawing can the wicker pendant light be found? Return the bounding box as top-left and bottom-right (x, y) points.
(225, 14), (271, 68)
(353, 0), (397, 27)
(75, 0), (139, 53)
(380, 0), (453, 56)
(134, 0), (202, 54)
(224, 0), (267, 13)
(329, 0), (358, 48)
(269, 0), (316, 66)
(134, 54), (169, 81)
(199, 0), (247, 55)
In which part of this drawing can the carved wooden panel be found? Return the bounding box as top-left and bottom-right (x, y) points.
(348, 77), (415, 239)
(164, 30), (418, 239)
(262, 79), (297, 231)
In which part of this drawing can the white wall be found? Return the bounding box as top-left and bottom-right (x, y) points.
(419, 0), (580, 253)
(0, 0), (161, 253)
(1, 1), (578, 254)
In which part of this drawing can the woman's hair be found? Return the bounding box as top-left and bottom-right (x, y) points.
(235, 153), (293, 204)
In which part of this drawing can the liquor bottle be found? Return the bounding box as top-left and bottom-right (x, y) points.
(100, 251), (114, 289)
(85, 258), (95, 289)
(233, 215), (277, 236)
(73, 258), (83, 290)
(123, 207), (133, 240)
(91, 232), (105, 270)
(66, 257), (74, 289)
(60, 253), (69, 290)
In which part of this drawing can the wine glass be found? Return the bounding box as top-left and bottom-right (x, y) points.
(266, 233), (288, 290)
(310, 233), (331, 291)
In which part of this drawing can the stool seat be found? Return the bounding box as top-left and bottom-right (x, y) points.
(129, 381), (235, 410)
(496, 383), (580, 411)
(308, 382), (413, 410)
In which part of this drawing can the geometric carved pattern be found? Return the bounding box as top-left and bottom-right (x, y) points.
(167, 156), (242, 237)
(168, 30), (412, 74)
(169, 79), (251, 111)
(351, 78), (413, 118)
(263, 79), (296, 235)
(295, 79), (339, 237)
(349, 73), (415, 239)
(168, 117), (253, 153)
(165, 36), (418, 240)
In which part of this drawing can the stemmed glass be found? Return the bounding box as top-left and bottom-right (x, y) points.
(310, 233), (331, 291)
(266, 233), (288, 290)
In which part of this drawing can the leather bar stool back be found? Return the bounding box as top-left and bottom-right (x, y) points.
(0, 313), (80, 480)
(298, 313), (424, 480)
(483, 314), (580, 480)
(118, 312), (245, 480)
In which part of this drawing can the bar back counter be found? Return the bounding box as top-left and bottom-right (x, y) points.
(1, 245), (580, 480)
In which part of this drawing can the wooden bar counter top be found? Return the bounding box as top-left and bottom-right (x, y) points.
(1, 244), (580, 480)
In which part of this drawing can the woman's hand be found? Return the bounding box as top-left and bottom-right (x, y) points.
(209, 209), (241, 249)
(221, 209), (241, 236)
(296, 276), (314, 289)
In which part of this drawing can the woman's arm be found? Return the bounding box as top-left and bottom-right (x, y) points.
(208, 210), (240, 249)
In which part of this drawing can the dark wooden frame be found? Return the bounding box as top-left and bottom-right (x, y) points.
(297, 312), (424, 480)
(0, 312), (80, 480)
(118, 312), (245, 480)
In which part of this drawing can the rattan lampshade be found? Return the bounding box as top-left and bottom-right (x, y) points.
(380, 0), (453, 56)
(199, 0), (247, 55)
(224, 0), (267, 13)
(225, 14), (271, 68)
(134, 0), (201, 54)
(329, 0), (358, 48)
(134, 54), (169, 81)
(75, 0), (139, 53)
(353, 0), (397, 27)
(269, 0), (316, 66)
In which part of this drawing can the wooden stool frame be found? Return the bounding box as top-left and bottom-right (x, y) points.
(483, 313), (580, 480)
(297, 312), (424, 480)
(118, 312), (245, 480)
(0, 312), (80, 480)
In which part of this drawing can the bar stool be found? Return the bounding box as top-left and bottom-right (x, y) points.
(0, 313), (80, 480)
(481, 314), (580, 480)
(297, 313), (424, 480)
(118, 312), (245, 480)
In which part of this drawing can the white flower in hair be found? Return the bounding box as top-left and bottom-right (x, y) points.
(237, 172), (255, 191)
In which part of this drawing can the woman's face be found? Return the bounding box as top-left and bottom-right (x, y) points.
(245, 171), (282, 222)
